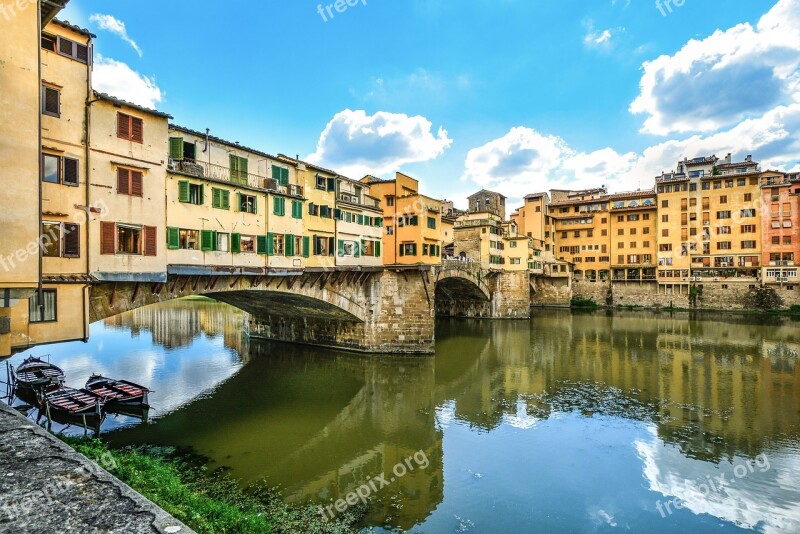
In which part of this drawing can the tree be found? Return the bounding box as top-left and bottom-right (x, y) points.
(745, 286), (783, 311)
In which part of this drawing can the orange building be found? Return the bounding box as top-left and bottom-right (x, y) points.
(362, 173), (442, 266)
(761, 171), (800, 285)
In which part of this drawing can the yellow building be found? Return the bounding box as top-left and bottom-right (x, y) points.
(608, 191), (657, 282)
(5, 15), (95, 352)
(655, 154), (762, 285)
(549, 188), (610, 281)
(277, 155), (338, 270)
(362, 172), (442, 266)
(166, 125), (307, 274)
(89, 92), (171, 282)
(501, 220), (531, 272)
(453, 212), (506, 269)
(334, 177), (383, 269)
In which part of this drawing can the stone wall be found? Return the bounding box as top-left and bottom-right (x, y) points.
(531, 277), (571, 307)
(435, 271), (529, 319)
(534, 277), (800, 311)
(489, 271), (531, 318)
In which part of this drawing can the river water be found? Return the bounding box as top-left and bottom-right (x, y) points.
(7, 300), (800, 532)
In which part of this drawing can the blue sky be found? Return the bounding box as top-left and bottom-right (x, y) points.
(61, 0), (799, 208)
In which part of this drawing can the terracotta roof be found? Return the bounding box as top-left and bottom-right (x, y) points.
(51, 18), (95, 38)
(94, 92), (172, 119)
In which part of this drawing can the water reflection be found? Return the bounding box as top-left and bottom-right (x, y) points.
(7, 302), (800, 532)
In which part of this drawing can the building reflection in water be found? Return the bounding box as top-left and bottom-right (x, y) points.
(27, 299), (800, 531)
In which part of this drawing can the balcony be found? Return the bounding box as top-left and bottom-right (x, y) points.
(168, 159), (304, 197)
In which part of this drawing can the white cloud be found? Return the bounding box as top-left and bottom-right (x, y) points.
(92, 55), (163, 109)
(89, 14), (142, 57)
(630, 0), (800, 136)
(307, 109), (452, 177)
(583, 20), (621, 49)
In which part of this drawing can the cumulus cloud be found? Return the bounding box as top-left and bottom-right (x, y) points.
(89, 14), (142, 57)
(307, 109), (452, 177)
(583, 20), (622, 49)
(92, 55), (163, 109)
(460, 126), (639, 203)
(630, 0), (800, 136)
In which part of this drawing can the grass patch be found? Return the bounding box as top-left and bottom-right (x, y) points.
(570, 297), (598, 309)
(62, 438), (364, 534)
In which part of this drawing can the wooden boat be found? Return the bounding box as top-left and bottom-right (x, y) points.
(14, 356), (65, 390)
(42, 386), (104, 418)
(85, 375), (150, 408)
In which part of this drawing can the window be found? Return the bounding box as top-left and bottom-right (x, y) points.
(386, 197), (394, 207)
(717, 242), (732, 250)
(314, 236), (335, 256)
(784, 236), (792, 245)
(662, 229), (669, 237)
(716, 211), (731, 219)
(662, 215), (669, 223)
(42, 154), (79, 186)
(272, 165), (290, 186)
(662, 200), (669, 208)
(291, 200), (303, 219)
(386, 226), (394, 235)
(42, 85), (60, 117)
(273, 197), (286, 216)
(240, 235), (256, 253)
(179, 229), (199, 250)
(29, 290), (57, 323)
(239, 194), (257, 214)
(742, 240), (757, 249)
(744, 193), (752, 202)
(601, 229), (608, 237)
(719, 195), (728, 204)
(427, 217), (437, 229)
(740, 209), (756, 218)
(55, 35), (89, 63)
(741, 225), (756, 233)
(217, 232), (230, 252)
(118, 225), (142, 254)
(117, 168), (143, 197)
(104, 222), (156, 255)
(713, 181), (721, 189)
(41, 222), (80, 258)
(229, 155), (249, 185)
(659, 244), (672, 252)
(41, 33), (57, 52)
(618, 229), (624, 236)
(702, 181), (710, 190)
(178, 181), (204, 205)
(643, 227), (650, 235)
(717, 226), (731, 234)
(316, 175), (327, 190)
(117, 113), (144, 143)
(399, 243), (417, 256)
(212, 188), (230, 210)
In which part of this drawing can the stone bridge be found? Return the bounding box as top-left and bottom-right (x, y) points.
(88, 264), (530, 355)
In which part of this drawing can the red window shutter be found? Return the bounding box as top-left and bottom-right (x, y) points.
(62, 223), (80, 258)
(117, 168), (130, 195)
(131, 117), (143, 143)
(131, 171), (143, 197)
(144, 226), (157, 256)
(100, 221), (115, 254)
(117, 113), (130, 140)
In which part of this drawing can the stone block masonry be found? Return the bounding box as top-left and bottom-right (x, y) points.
(0, 402), (193, 533)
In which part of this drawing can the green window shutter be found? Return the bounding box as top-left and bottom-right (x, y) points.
(292, 200), (301, 219)
(411, 216), (418, 226)
(257, 235), (268, 255)
(201, 230), (214, 251)
(211, 231), (218, 251)
(354, 241), (360, 258)
(267, 232), (275, 256)
(399, 244), (405, 257)
(231, 233), (241, 253)
(334, 208), (342, 220)
(199, 185), (205, 205)
(253, 195), (258, 214)
(328, 236), (335, 256)
(272, 165), (280, 180)
(375, 217), (383, 227)
(338, 240), (345, 257)
(281, 198), (286, 216)
(169, 137), (183, 161)
(303, 236), (310, 258)
(237, 193), (242, 211)
(222, 190), (230, 210)
(327, 178), (335, 192)
(178, 181), (189, 203)
(412, 243), (417, 255)
(423, 244), (429, 256)
(229, 154), (238, 183)
(375, 241), (381, 257)
(357, 214), (364, 225)
(212, 188), (221, 208)
(167, 227), (180, 249)
(239, 158), (248, 185)
(285, 234), (293, 257)
(281, 168), (289, 187)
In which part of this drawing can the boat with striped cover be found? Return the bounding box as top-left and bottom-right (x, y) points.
(43, 386), (104, 418)
(85, 375), (150, 409)
(14, 356), (65, 391)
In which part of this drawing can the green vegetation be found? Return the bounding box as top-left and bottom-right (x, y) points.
(789, 304), (800, 315)
(63, 438), (364, 534)
(744, 286), (784, 312)
(570, 297), (598, 309)
(688, 284), (703, 307)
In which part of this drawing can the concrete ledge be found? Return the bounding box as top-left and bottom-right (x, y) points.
(0, 402), (194, 534)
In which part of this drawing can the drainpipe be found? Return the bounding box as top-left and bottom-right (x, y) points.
(36, 1), (44, 321)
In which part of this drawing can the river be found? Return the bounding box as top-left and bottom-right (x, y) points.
(6, 299), (800, 532)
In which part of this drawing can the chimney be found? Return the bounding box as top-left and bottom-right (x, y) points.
(725, 153), (732, 165)
(746, 155), (752, 162)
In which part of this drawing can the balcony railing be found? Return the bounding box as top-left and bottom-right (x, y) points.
(169, 159), (303, 197)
